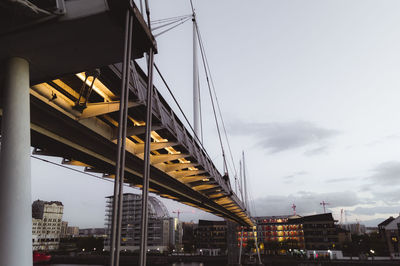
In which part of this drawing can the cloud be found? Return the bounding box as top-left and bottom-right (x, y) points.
(372, 189), (400, 204)
(231, 121), (339, 154)
(369, 161), (400, 186)
(362, 217), (394, 227)
(367, 134), (400, 147)
(351, 205), (400, 216)
(252, 190), (361, 217)
(326, 177), (355, 183)
(304, 146), (328, 156)
(283, 171), (308, 184)
(283, 171), (307, 180)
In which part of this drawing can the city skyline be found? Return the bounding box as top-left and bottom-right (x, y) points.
(32, 0), (400, 228)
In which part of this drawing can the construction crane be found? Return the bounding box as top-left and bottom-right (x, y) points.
(172, 209), (195, 220)
(320, 201), (330, 213)
(291, 203), (297, 216)
(172, 209), (185, 220)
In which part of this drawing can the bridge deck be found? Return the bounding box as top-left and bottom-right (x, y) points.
(22, 61), (252, 226)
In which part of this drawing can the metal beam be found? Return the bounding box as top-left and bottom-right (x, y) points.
(202, 187), (223, 195)
(178, 175), (210, 183)
(79, 101), (139, 119)
(84, 167), (104, 173)
(169, 169), (206, 179)
(163, 163), (198, 172)
(151, 153), (189, 164)
(32, 147), (62, 157)
(111, 124), (163, 140)
(62, 158), (90, 167)
(192, 184), (216, 191)
(135, 142), (178, 154)
(188, 179), (217, 187)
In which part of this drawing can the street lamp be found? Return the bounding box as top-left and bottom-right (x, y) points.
(370, 249), (375, 261)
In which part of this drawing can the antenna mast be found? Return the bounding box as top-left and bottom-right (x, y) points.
(239, 160), (244, 202)
(191, 1), (200, 139)
(242, 151), (249, 212)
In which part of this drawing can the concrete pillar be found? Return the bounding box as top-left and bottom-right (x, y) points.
(0, 57), (32, 266)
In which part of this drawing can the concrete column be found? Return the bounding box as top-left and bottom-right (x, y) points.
(0, 57), (32, 266)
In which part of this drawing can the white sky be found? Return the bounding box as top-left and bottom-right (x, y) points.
(32, 0), (400, 228)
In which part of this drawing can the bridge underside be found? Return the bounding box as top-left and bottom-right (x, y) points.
(11, 62), (252, 226)
(0, 0), (252, 227)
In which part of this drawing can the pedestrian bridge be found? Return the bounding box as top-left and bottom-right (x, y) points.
(28, 61), (252, 226)
(0, 0), (252, 227)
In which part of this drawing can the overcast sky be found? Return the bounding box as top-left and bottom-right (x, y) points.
(32, 0), (400, 228)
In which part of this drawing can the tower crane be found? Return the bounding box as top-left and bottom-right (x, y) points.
(172, 209), (195, 220)
(320, 201), (330, 213)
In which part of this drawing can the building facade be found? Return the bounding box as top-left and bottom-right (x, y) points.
(67, 226), (80, 237)
(379, 216), (400, 259)
(342, 223), (366, 235)
(299, 213), (338, 250)
(79, 228), (107, 238)
(195, 220), (227, 255)
(238, 215), (304, 254)
(182, 222), (198, 253)
(32, 200), (64, 251)
(104, 193), (179, 252)
(61, 221), (68, 238)
(238, 213), (338, 254)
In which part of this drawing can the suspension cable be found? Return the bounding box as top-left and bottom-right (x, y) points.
(154, 17), (191, 37)
(152, 16), (191, 31)
(197, 69), (204, 143)
(195, 20), (238, 178)
(151, 14), (192, 25)
(194, 20), (228, 174)
(32, 156), (112, 184)
(153, 63), (212, 160)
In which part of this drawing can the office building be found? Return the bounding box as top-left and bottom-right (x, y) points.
(67, 226), (80, 237)
(299, 213), (338, 250)
(61, 221), (68, 238)
(238, 213), (339, 254)
(182, 222), (198, 253)
(32, 200), (64, 251)
(195, 220), (227, 255)
(238, 215), (304, 254)
(104, 193), (179, 252)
